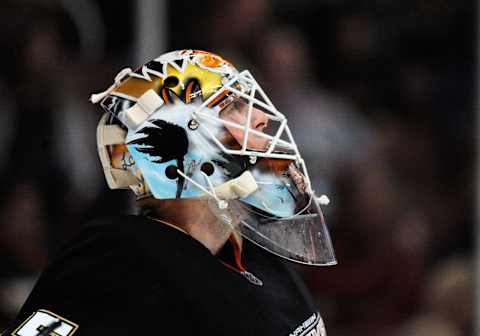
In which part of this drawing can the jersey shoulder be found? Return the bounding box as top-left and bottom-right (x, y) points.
(7, 215), (205, 335)
(40, 214), (206, 287)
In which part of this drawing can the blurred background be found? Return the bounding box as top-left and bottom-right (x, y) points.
(0, 0), (475, 335)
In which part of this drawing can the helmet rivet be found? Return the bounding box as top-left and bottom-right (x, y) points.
(249, 156), (257, 164)
(188, 119), (199, 130)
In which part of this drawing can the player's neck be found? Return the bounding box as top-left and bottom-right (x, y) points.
(139, 197), (236, 255)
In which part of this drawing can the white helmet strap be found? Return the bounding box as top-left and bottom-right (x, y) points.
(117, 89), (164, 130)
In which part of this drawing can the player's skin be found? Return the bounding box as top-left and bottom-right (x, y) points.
(220, 99), (270, 151)
(145, 198), (234, 254)
(142, 102), (269, 255)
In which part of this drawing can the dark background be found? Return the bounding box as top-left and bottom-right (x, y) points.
(0, 1), (475, 335)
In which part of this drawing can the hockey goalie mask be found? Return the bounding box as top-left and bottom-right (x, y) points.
(91, 50), (336, 266)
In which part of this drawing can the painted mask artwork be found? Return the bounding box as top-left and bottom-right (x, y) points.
(92, 49), (337, 266)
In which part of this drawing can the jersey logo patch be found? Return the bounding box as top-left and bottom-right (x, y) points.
(289, 312), (326, 336)
(12, 309), (78, 336)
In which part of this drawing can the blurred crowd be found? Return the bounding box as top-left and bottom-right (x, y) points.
(0, 1), (474, 335)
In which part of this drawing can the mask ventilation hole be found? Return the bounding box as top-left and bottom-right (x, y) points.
(164, 76), (179, 88)
(165, 165), (179, 179)
(200, 162), (215, 176)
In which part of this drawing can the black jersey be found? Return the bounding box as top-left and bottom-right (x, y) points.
(3, 215), (326, 336)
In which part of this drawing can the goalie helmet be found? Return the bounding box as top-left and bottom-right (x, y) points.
(91, 49), (336, 266)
